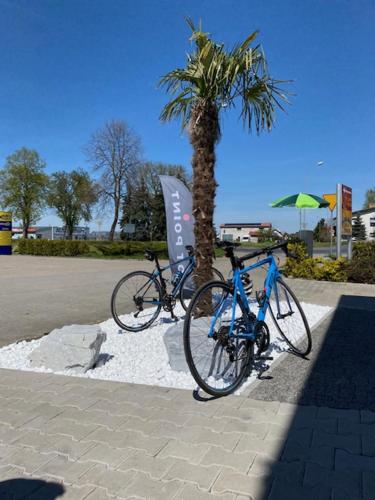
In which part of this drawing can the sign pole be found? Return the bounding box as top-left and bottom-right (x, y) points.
(336, 183), (342, 258)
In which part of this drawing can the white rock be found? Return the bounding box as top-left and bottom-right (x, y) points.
(28, 324), (106, 373)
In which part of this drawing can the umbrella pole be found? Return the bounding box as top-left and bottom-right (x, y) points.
(299, 209), (302, 238)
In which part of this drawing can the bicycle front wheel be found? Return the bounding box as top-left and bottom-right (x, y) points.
(184, 281), (254, 397)
(111, 271), (162, 332)
(179, 267), (224, 311)
(268, 278), (312, 356)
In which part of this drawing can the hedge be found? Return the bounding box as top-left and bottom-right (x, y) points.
(16, 239), (169, 258)
(87, 240), (168, 258)
(347, 241), (375, 284)
(17, 239), (90, 257)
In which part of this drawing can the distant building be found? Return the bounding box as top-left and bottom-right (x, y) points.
(35, 226), (90, 240)
(220, 222), (272, 243)
(351, 207), (375, 240)
(88, 231), (121, 240)
(12, 227), (37, 239)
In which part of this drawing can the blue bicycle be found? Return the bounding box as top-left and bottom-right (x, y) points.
(183, 240), (311, 396)
(111, 245), (224, 332)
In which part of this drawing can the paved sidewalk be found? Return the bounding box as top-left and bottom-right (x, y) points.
(0, 367), (374, 499)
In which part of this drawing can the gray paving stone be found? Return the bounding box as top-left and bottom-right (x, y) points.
(312, 429), (361, 454)
(200, 446), (256, 474)
(361, 410), (375, 424)
(235, 435), (285, 459)
(338, 419), (375, 436)
(164, 459), (219, 490)
(38, 454), (95, 483)
(303, 462), (362, 497)
(78, 442), (135, 468)
(47, 419), (100, 441)
(335, 448), (375, 472)
(268, 478), (331, 500)
(281, 441), (334, 469)
(148, 407), (191, 426)
(119, 471), (183, 499)
(186, 414), (228, 433)
(78, 463), (137, 495)
(83, 427), (168, 456)
(157, 439), (210, 465)
(28, 482), (95, 500)
(179, 484), (237, 499)
(118, 450), (174, 480)
(317, 407), (360, 422)
(83, 487), (115, 499)
(59, 407), (127, 430)
(266, 426), (312, 447)
(362, 435), (375, 457)
(5, 447), (56, 474)
(181, 426), (241, 451)
(212, 468), (272, 499)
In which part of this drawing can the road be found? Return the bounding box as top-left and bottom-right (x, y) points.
(0, 255), (242, 347)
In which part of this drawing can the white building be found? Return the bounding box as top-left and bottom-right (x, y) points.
(352, 207), (375, 240)
(220, 222), (272, 243)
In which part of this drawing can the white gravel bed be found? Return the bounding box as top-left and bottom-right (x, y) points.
(0, 302), (331, 394)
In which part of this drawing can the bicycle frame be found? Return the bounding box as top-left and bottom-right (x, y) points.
(209, 254), (281, 340)
(151, 255), (196, 299)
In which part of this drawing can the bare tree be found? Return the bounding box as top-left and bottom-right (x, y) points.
(85, 120), (141, 240)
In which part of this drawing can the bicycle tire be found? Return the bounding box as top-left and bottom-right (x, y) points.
(111, 271), (162, 332)
(184, 280), (254, 397)
(268, 278), (312, 356)
(179, 267), (224, 311)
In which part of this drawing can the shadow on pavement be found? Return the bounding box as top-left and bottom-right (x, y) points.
(0, 478), (65, 499)
(250, 294), (375, 499)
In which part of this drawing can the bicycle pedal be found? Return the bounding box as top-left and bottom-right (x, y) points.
(256, 356), (274, 361)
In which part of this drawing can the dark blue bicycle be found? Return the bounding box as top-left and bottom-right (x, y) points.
(183, 240), (311, 396)
(111, 245), (224, 332)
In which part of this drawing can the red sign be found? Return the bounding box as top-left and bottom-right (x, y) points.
(341, 185), (352, 236)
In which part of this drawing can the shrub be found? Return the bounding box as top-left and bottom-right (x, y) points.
(347, 241), (375, 284)
(87, 240), (169, 258)
(17, 239), (89, 256)
(283, 241), (348, 282)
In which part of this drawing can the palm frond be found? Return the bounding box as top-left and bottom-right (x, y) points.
(159, 20), (291, 133)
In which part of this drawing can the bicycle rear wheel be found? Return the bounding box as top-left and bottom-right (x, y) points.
(268, 278), (312, 356)
(179, 267), (224, 311)
(184, 281), (254, 397)
(111, 271), (162, 332)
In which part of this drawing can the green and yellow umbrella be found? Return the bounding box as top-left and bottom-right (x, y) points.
(270, 193), (329, 209)
(270, 192), (329, 233)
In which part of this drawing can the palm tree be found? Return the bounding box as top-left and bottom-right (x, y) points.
(159, 19), (289, 286)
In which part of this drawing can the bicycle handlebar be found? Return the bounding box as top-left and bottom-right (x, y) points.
(215, 239), (297, 268)
(239, 241), (289, 263)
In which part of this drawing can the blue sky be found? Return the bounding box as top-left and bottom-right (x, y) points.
(1, 0), (374, 232)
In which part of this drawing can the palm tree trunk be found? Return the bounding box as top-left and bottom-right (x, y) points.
(189, 100), (220, 288)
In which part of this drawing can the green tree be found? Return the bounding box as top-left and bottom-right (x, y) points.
(0, 147), (48, 238)
(120, 162), (191, 241)
(313, 218), (330, 242)
(47, 169), (98, 239)
(159, 19), (289, 284)
(352, 215), (367, 241)
(364, 187), (375, 209)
